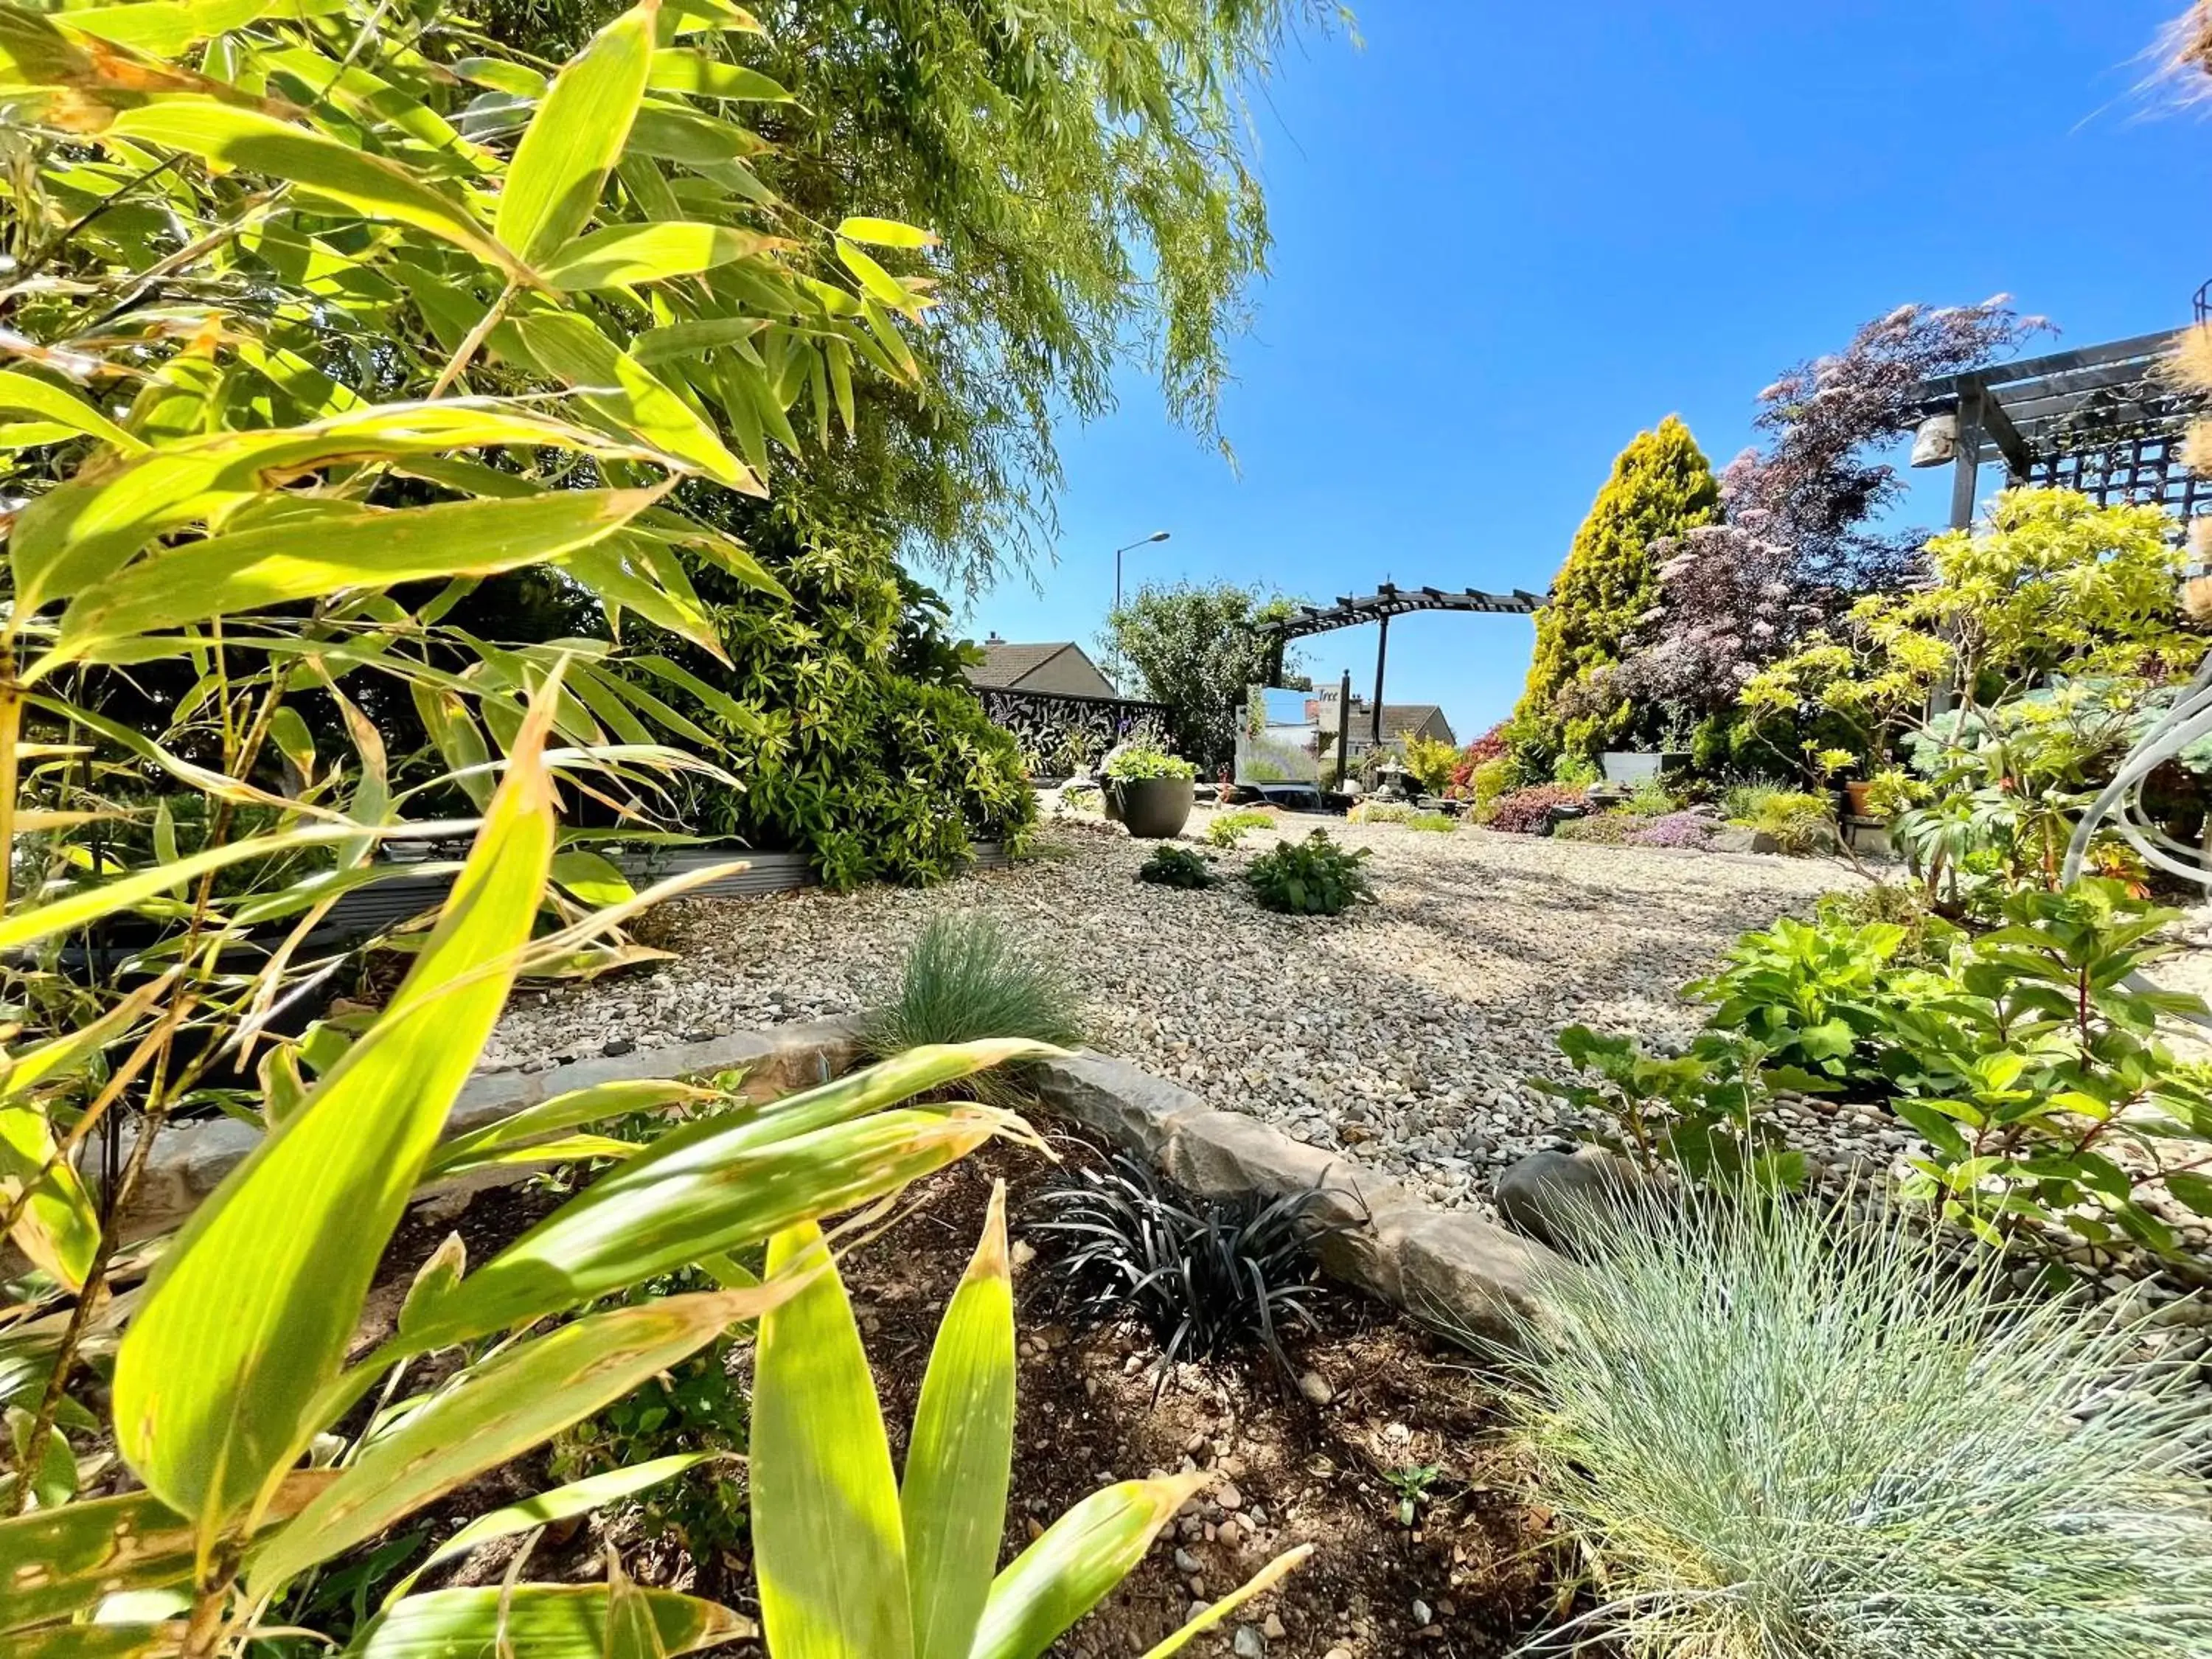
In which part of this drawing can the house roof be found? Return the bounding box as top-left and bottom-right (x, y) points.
(1380, 703), (1451, 744)
(964, 641), (1083, 689)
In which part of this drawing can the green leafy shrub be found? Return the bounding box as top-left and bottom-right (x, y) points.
(1751, 789), (1836, 854)
(1347, 799), (1417, 824)
(1623, 778), (1677, 817)
(1138, 844), (1218, 888)
(1105, 740), (1199, 782)
(1400, 732), (1461, 795)
(1406, 812), (1456, 833)
(1247, 830), (1374, 915)
(1489, 1183), (2212, 1659)
(1551, 751), (1601, 787)
(860, 914), (1086, 1100)
(1207, 809), (1275, 846)
(1720, 780), (1787, 822)
(1536, 1027), (1808, 1189)
(1688, 914), (1937, 1084)
(1468, 755), (1516, 819)
(1813, 883), (1958, 968)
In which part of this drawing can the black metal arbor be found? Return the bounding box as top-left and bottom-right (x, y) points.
(1895, 328), (2212, 532)
(1257, 582), (1543, 748)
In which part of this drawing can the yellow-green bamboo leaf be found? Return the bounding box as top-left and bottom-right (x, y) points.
(426, 1079), (706, 1183)
(11, 1623), (186, 1658)
(1135, 1545), (1315, 1658)
(630, 316), (768, 365)
(969, 1476), (1209, 1659)
(550, 848), (636, 908)
(101, 105), (523, 278)
(0, 369), (145, 453)
(108, 690), (560, 1532)
(349, 1585), (749, 1659)
(604, 1554), (667, 1659)
(752, 1222), (912, 1659)
(835, 238), (919, 314)
(0, 1472), (334, 1634)
(538, 222), (775, 291)
(504, 310), (754, 491)
(495, 0), (656, 266)
(250, 1285), (790, 1591)
(403, 1104), (1011, 1349)
(902, 1182), (1015, 1659)
(64, 0), (346, 56)
(833, 217), (936, 250)
(49, 487), (662, 667)
(8, 400), (660, 616)
(645, 49), (790, 101)
(390, 1455), (711, 1601)
(0, 1103), (101, 1290)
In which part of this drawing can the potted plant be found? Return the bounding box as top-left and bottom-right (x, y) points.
(1104, 742), (1198, 838)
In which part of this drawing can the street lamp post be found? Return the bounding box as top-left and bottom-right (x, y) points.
(1112, 529), (1172, 613)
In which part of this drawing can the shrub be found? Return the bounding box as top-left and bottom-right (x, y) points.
(1626, 810), (1718, 850)
(1347, 799), (1417, 824)
(1720, 779), (1787, 822)
(1488, 784), (1585, 835)
(1406, 812), (1457, 833)
(1553, 810), (1635, 845)
(1468, 755), (1516, 818)
(1207, 809), (1275, 846)
(1401, 732), (1461, 795)
(1551, 751), (1601, 787)
(860, 914), (1086, 1099)
(1623, 778), (1677, 816)
(1487, 1185), (2212, 1659)
(1813, 882), (1957, 967)
(1248, 830), (1374, 915)
(1105, 740), (1199, 782)
(1751, 789), (1836, 854)
(1034, 1154), (1338, 1382)
(1536, 1027), (1804, 1189)
(1688, 914), (1933, 1084)
(1138, 844), (1218, 888)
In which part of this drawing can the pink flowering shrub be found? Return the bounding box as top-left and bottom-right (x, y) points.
(1487, 784), (1585, 835)
(1628, 810), (1719, 849)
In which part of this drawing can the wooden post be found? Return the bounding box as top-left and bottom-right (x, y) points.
(1930, 383), (1987, 717)
(1370, 613), (1390, 749)
(1335, 669), (1352, 791)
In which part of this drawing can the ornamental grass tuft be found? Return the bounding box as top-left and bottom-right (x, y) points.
(1484, 1186), (2212, 1659)
(861, 912), (1086, 1100)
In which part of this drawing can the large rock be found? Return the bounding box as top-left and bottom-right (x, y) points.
(1492, 1146), (1653, 1251)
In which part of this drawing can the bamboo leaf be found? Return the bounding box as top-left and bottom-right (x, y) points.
(496, 0), (656, 267)
(392, 1455), (712, 1599)
(64, 0), (347, 58)
(101, 105), (522, 278)
(969, 1476), (1208, 1659)
(604, 1554), (667, 1659)
(752, 1223), (912, 1659)
(539, 223), (776, 291)
(902, 1183), (1015, 1659)
(551, 849), (636, 908)
(833, 217), (936, 250)
(0, 1473), (334, 1635)
(0, 1103), (102, 1290)
(631, 316), (768, 365)
(835, 239), (919, 314)
(645, 49), (790, 101)
(504, 310), (754, 492)
(9, 400), (664, 617)
(249, 1286), (790, 1591)
(50, 488), (663, 667)
(108, 691), (560, 1534)
(400, 1103), (1014, 1349)
(10, 1623), (187, 1658)
(0, 369), (145, 453)
(349, 1585), (750, 1659)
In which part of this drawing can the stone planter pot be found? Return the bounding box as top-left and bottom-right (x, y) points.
(1843, 779), (1879, 819)
(1110, 776), (1194, 838)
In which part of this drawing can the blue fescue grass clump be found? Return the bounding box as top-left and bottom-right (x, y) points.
(1483, 1187), (2212, 1659)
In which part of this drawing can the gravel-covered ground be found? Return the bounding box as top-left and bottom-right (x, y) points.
(490, 807), (1843, 1217)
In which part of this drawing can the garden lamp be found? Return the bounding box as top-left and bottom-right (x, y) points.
(1113, 529), (1172, 611)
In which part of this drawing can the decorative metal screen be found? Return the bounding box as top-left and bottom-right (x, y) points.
(973, 686), (1171, 782)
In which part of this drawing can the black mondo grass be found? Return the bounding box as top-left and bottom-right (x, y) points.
(1031, 1154), (1348, 1392)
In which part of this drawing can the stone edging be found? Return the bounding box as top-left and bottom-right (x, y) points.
(110, 1021), (1564, 1342)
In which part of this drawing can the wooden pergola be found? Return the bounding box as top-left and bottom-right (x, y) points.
(1258, 582), (1544, 748)
(1896, 328), (2212, 530)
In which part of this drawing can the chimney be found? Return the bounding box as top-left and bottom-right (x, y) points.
(986, 630), (1004, 644)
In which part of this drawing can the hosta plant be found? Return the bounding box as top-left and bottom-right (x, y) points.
(1245, 830), (1373, 916)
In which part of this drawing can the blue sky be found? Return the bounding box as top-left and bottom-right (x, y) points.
(963, 1), (2212, 744)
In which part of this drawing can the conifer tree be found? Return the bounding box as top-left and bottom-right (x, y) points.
(1513, 417), (1721, 765)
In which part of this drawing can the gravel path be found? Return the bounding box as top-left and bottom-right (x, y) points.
(490, 809), (1842, 1217)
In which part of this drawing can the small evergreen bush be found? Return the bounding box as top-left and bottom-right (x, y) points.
(1206, 809), (1275, 847)
(1247, 830), (1374, 915)
(1752, 789), (1836, 855)
(1347, 799), (1418, 824)
(1104, 740), (1197, 782)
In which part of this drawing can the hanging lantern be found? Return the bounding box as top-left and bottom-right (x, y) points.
(1909, 414), (1958, 468)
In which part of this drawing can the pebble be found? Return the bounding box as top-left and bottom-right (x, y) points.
(1298, 1370), (1334, 1407)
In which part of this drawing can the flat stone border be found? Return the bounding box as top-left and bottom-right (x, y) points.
(1032, 1053), (1562, 1341)
(107, 1020), (1564, 1343)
